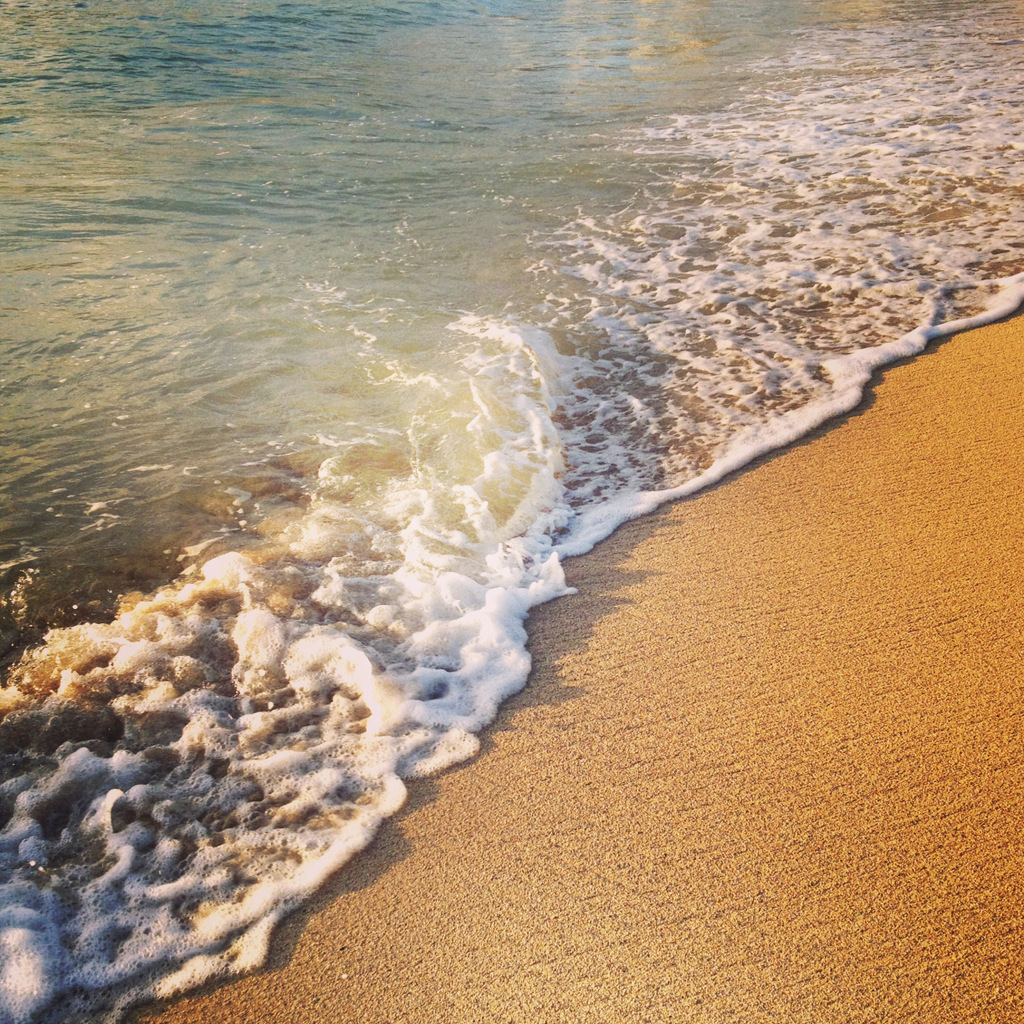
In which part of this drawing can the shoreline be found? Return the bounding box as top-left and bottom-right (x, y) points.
(133, 310), (1024, 1024)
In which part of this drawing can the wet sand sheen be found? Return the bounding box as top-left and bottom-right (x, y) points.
(134, 311), (1024, 1023)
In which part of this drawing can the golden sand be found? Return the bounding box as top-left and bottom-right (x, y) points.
(135, 312), (1024, 1024)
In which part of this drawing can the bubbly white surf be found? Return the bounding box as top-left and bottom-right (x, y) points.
(1, 3), (1023, 1022)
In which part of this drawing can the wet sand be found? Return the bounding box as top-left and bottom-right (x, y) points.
(135, 311), (1024, 1024)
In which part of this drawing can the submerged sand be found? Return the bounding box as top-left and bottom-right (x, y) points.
(135, 311), (1024, 1024)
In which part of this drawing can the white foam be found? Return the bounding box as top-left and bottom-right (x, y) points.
(560, 271), (1024, 556)
(0, 314), (575, 1022)
(530, 10), (1024, 521)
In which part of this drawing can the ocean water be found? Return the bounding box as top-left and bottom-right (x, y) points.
(1, 0), (1023, 1020)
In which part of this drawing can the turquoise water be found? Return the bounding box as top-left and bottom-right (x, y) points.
(1, 0), (761, 625)
(1, 1), (1023, 1020)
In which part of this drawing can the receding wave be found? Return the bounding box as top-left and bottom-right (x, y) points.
(532, 15), (1024, 520)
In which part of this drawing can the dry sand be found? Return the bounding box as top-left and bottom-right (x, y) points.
(136, 312), (1024, 1024)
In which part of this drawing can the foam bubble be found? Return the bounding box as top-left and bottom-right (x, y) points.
(0, 314), (573, 1021)
(529, 10), (1024, 521)
(0, 914), (58, 1024)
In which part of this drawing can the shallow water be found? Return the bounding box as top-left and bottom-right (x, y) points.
(1, 1), (1023, 1020)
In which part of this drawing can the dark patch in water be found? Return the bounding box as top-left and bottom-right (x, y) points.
(0, 698), (124, 756)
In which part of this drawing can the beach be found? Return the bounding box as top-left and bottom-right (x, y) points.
(4, 4), (1024, 1021)
(129, 310), (1024, 1023)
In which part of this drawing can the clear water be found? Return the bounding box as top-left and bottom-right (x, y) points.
(0, 0), (772, 622)
(1, 1), (1023, 1020)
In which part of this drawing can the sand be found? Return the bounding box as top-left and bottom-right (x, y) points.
(134, 311), (1024, 1024)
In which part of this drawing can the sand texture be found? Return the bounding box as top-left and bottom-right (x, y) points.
(134, 312), (1024, 1024)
